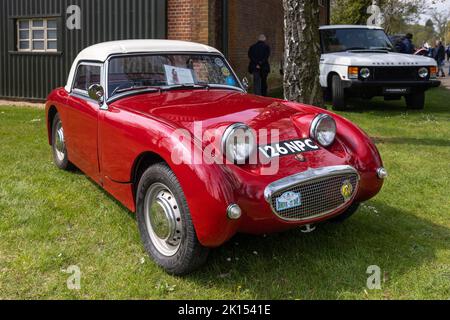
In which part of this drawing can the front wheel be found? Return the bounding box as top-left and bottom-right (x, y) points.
(331, 75), (347, 111)
(405, 91), (425, 109)
(136, 163), (209, 275)
(51, 114), (73, 170)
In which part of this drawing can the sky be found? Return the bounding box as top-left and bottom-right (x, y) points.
(419, 0), (450, 24)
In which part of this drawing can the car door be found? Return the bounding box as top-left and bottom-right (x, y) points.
(64, 62), (103, 182)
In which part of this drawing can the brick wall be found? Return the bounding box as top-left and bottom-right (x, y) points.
(167, 0), (209, 44)
(228, 0), (285, 90)
(228, 0), (329, 91)
(167, 0), (330, 92)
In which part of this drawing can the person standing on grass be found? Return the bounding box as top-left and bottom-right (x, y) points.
(434, 40), (446, 77)
(248, 34), (271, 96)
(399, 33), (415, 54)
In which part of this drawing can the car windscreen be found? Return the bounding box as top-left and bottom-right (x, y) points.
(321, 28), (394, 53)
(107, 54), (241, 98)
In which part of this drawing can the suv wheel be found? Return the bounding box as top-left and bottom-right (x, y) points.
(331, 75), (347, 111)
(405, 91), (425, 109)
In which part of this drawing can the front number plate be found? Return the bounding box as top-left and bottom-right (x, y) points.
(383, 87), (410, 94)
(259, 139), (320, 159)
(276, 191), (302, 211)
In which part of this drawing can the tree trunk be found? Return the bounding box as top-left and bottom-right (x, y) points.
(283, 0), (324, 107)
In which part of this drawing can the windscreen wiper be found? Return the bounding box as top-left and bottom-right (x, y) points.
(370, 47), (393, 51)
(162, 83), (210, 91)
(345, 47), (368, 51)
(113, 85), (161, 95)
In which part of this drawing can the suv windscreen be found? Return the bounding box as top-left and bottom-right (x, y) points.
(321, 28), (394, 53)
(108, 54), (241, 98)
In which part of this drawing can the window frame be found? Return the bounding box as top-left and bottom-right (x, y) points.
(71, 62), (105, 99)
(16, 18), (58, 53)
(105, 52), (245, 102)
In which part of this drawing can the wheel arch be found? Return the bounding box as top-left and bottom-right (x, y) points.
(131, 151), (167, 197)
(47, 105), (58, 145)
(327, 71), (341, 89)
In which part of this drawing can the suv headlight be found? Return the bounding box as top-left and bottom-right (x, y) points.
(360, 67), (371, 79)
(310, 114), (337, 147)
(222, 123), (256, 163)
(418, 67), (429, 79)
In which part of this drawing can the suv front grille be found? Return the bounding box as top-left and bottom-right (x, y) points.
(372, 66), (421, 81)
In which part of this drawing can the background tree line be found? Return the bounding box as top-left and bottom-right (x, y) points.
(331, 0), (450, 46)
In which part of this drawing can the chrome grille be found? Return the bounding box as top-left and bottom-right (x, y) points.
(268, 173), (359, 221)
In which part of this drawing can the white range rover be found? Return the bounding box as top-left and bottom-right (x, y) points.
(320, 25), (441, 110)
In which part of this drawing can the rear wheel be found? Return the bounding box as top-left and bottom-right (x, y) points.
(51, 114), (73, 170)
(330, 203), (360, 223)
(331, 75), (347, 111)
(405, 91), (425, 109)
(136, 163), (209, 275)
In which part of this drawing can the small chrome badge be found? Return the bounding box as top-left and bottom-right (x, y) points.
(341, 180), (354, 201)
(276, 191), (301, 211)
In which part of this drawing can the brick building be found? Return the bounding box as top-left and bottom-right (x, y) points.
(0, 0), (330, 100)
(167, 0), (331, 90)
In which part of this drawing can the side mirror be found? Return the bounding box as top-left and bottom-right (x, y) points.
(242, 77), (249, 91)
(88, 84), (104, 103)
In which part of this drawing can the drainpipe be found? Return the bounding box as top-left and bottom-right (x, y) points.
(222, 0), (229, 58)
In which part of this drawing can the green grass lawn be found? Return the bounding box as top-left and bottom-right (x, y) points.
(0, 88), (449, 300)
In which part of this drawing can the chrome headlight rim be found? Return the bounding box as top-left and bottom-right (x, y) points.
(360, 67), (371, 79)
(221, 123), (256, 163)
(418, 67), (429, 79)
(310, 114), (337, 147)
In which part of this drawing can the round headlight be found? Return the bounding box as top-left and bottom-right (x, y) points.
(360, 67), (371, 79)
(310, 114), (337, 147)
(222, 123), (256, 164)
(418, 67), (428, 78)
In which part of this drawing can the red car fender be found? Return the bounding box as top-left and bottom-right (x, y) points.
(332, 113), (384, 201)
(283, 102), (384, 201)
(98, 106), (240, 247)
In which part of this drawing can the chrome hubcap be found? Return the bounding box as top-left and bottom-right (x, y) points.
(54, 121), (66, 161)
(144, 183), (183, 257)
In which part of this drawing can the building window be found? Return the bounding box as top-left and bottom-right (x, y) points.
(17, 18), (57, 52)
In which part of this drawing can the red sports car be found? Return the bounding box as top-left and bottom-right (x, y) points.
(46, 40), (387, 275)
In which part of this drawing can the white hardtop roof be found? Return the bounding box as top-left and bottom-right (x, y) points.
(65, 40), (221, 92)
(320, 25), (384, 30)
(74, 39), (221, 62)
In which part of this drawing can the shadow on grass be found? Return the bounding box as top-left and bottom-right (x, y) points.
(270, 87), (450, 115)
(184, 201), (450, 299)
(371, 136), (450, 147)
(82, 172), (449, 299)
(334, 88), (450, 115)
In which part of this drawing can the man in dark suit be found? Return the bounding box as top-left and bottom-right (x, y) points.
(248, 34), (271, 96)
(434, 40), (446, 77)
(399, 33), (415, 54)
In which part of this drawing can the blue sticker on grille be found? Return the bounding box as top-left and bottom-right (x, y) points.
(276, 191), (302, 211)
